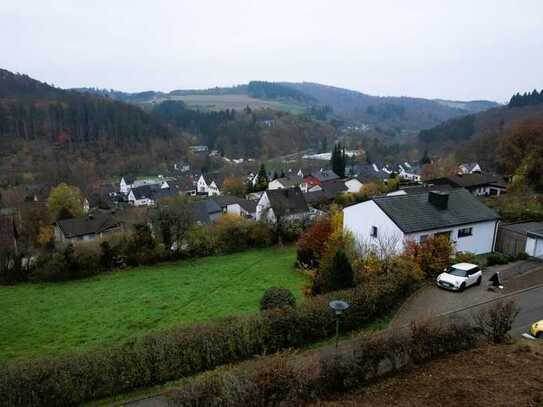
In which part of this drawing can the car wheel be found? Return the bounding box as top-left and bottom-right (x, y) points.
(537, 332), (542, 339)
(459, 283), (466, 292)
(476, 276), (482, 286)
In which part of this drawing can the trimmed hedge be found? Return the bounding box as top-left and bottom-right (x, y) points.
(0, 272), (418, 406)
(170, 318), (481, 406)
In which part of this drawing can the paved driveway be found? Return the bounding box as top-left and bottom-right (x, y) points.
(391, 260), (543, 328)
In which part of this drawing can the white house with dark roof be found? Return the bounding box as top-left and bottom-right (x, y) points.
(256, 187), (310, 223)
(344, 189), (499, 255)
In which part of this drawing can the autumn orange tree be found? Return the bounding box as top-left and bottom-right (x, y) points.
(404, 235), (453, 279)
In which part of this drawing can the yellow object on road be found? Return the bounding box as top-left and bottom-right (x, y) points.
(530, 320), (543, 338)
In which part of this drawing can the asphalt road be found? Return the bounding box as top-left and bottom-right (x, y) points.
(446, 285), (543, 338)
(508, 286), (543, 336)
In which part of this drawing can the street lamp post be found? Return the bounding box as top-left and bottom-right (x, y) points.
(329, 300), (350, 352)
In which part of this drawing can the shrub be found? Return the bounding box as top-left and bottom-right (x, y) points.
(486, 252), (510, 266)
(187, 225), (217, 257)
(260, 287), (296, 311)
(247, 222), (274, 248)
(214, 214), (251, 254)
(515, 251), (529, 261)
(0, 269), (418, 405)
(319, 249), (354, 293)
(296, 217), (333, 268)
(454, 251), (478, 265)
(170, 318), (480, 406)
(474, 300), (519, 343)
(404, 235), (453, 279)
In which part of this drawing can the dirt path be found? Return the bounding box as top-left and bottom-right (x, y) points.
(313, 341), (543, 407)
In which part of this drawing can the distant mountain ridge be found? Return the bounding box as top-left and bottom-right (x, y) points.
(73, 81), (499, 132)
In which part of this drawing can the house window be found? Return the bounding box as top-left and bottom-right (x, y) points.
(420, 234), (429, 243)
(458, 227), (473, 238)
(370, 226), (378, 237)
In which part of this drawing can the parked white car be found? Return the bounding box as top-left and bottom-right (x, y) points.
(436, 263), (482, 291)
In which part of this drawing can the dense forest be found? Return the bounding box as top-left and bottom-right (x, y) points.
(0, 69), (178, 146)
(152, 100), (336, 158)
(247, 81), (316, 103)
(508, 89), (543, 107)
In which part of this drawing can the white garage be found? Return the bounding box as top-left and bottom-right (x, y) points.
(526, 230), (543, 259)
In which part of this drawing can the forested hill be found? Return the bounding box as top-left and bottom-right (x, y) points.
(418, 93), (543, 148)
(0, 69), (179, 146)
(280, 82), (499, 130)
(0, 68), (188, 187)
(74, 80), (498, 132)
(417, 90), (543, 171)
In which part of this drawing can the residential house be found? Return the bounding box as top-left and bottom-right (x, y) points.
(344, 189), (499, 255)
(189, 145), (209, 154)
(128, 185), (177, 206)
(495, 222), (543, 258)
(344, 178), (364, 193)
(169, 176), (197, 196)
(173, 161), (190, 173)
(427, 174), (508, 196)
(256, 187), (310, 223)
(268, 175), (305, 191)
(54, 213), (122, 244)
(458, 162), (482, 174)
(304, 169), (340, 188)
(187, 199), (222, 224)
(196, 174), (223, 196)
(212, 195), (257, 219)
(120, 176), (136, 194)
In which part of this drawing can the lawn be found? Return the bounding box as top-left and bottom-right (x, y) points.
(0, 246), (306, 361)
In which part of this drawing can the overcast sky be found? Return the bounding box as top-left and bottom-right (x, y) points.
(2, 1), (542, 102)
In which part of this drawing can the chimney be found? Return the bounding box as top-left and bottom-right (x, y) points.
(428, 191), (449, 210)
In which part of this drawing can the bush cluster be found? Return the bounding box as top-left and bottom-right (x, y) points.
(0, 271), (417, 406)
(260, 287), (296, 311)
(170, 318), (480, 406)
(7, 217), (276, 285)
(404, 235), (453, 279)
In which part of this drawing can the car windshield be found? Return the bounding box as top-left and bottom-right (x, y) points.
(446, 267), (467, 277)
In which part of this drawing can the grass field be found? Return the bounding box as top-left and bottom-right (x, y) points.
(0, 246), (306, 361)
(151, 94), (306, 113)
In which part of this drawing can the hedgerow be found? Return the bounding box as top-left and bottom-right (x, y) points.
(170, 318), (481, 406)
(0, 270), (418, 406)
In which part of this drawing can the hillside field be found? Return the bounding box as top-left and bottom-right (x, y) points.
(0, 246), (307, 361)
(153, 93), (306, 113)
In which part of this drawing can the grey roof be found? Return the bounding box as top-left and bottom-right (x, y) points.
(428, 174), (506, 189)
(373, 189), (499, 233)
(56, 214), (121, 238)
(123, 175), (136, 185)
(187, 199), (222, 224)
(309, 169), (339, 182)
(320, 179), (348, 197)
(499, 222), (543, 236)
(130, 185), (155, 200)
(395, 184), (455, 195)
(272, 175), (303, 188)
(303, 190), (329, 205)
(527, 229), (543, 239)
(212, 195), (257, 213)
(266, 187), (309, 216)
